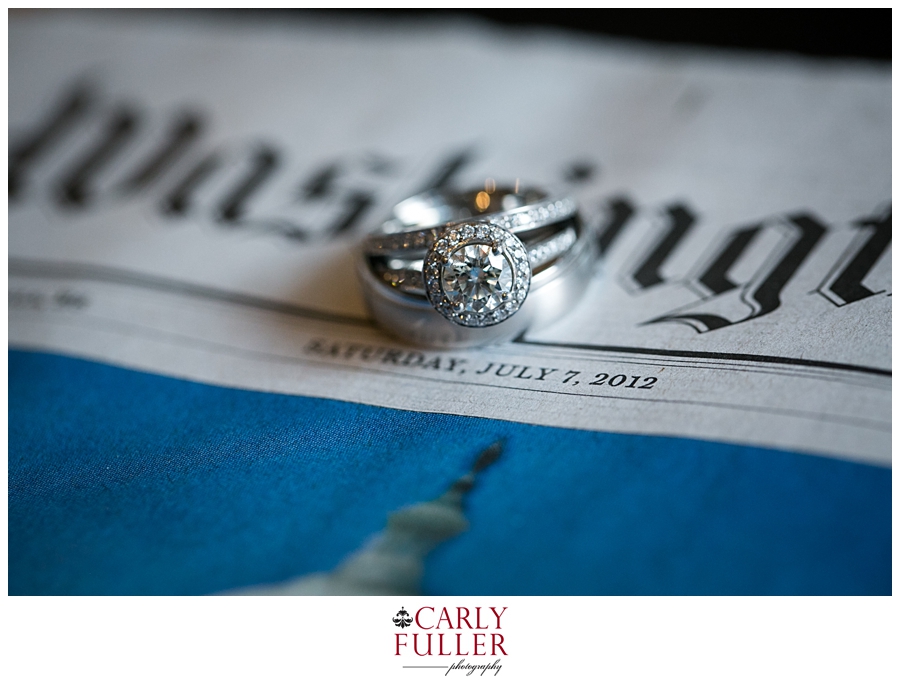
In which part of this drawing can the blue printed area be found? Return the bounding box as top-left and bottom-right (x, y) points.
(9, 350), (891, 595)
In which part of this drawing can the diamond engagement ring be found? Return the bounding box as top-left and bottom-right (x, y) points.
(358, 185), (596, 348)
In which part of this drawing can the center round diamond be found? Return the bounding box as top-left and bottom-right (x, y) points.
(423, 223), (531, 328)
(441, 243), (514, 313)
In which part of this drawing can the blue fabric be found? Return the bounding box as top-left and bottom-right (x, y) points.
(8, 349), (890, 595)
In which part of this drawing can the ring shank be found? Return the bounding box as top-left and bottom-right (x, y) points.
(389, 187), (550, 232)
(365, 189), (577, 258)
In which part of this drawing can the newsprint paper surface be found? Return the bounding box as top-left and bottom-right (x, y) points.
(6, 5), (894, 602)
(10, 13), (890, 467)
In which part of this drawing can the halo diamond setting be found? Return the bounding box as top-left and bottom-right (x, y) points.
(423, 223), (531, 327)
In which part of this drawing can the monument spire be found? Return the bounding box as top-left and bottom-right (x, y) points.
(234, 441), (502, 595)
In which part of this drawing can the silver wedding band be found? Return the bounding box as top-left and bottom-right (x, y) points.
(358, 186), (596, 348)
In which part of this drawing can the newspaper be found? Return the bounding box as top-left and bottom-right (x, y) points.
(9, 12), (891, 466)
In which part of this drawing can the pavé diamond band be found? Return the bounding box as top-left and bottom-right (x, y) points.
(358, 186), (596, 348)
